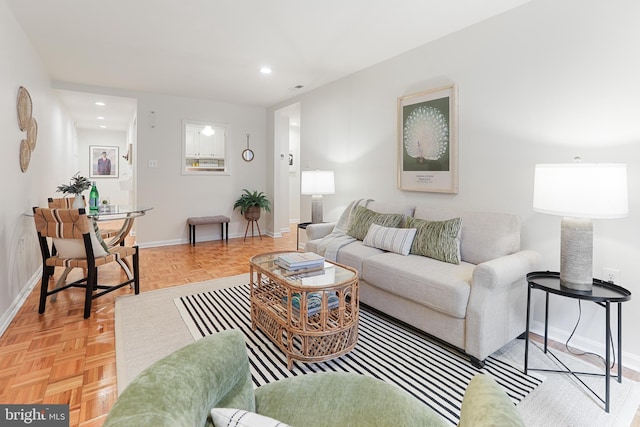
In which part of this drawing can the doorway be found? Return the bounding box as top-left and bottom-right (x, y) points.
(273, 103), (301, 237)
(54, 89), (138, 210)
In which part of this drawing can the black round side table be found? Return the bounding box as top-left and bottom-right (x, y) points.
(524, 271), (631, 413)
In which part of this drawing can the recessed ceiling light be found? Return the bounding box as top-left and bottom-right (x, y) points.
(260, 67), (272, 74)
(95, 101), (105, 106)
(97, 116), (105, 120)
(99, 125), (107, 129)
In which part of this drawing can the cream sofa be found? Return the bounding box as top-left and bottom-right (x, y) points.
(305, 201), (541, 367)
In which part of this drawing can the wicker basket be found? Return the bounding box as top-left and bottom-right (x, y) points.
(244, 205), (261, 221)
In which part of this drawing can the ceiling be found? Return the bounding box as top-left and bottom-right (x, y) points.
(7, 0), (531, 131)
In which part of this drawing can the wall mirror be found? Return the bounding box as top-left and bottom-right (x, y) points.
(182, 120), (228, 175)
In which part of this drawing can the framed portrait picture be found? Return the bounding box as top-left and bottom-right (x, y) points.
(90, 146), (119, 178)
(398, 84), (458, 193)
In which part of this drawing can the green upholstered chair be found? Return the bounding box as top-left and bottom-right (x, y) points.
(104, 329), (525, 427)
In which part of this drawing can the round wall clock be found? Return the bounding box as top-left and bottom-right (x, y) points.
(242, 148), (254, 162)
(242, 133), (254, 162)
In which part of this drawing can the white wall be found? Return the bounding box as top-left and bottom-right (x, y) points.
(0, 0), (79, 333)
(269, 0), (640, 369)
(135, 94), (267, 246)
(0, 1), (268, 331)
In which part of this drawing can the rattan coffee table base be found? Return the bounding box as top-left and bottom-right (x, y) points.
(250, 252), (359, 369)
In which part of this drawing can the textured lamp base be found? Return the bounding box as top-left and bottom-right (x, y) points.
(311, 195), (323, 224)
(560, 217), (593, 291)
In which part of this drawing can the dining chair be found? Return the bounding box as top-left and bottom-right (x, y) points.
(32, 207), (140, 318)
(48, 197), (119, 241)
(47, 197), (126, 299)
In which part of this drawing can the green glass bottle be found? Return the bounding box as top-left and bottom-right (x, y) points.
(89, 181), (99, 210)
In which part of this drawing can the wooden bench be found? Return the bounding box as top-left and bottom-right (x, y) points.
(187, 215), (230, 246)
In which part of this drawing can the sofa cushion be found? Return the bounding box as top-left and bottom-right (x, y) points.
(347, 206), (403, 241)
(363, 224), (417, 256)
(413, 207), (521, 265)
(210, 408), (290, 427)
(336, 241), (386, 276)
(405, 216), (461, 264)
(255, 372), (447, 427)
(365, 201), (415, 221)
(362, 253), (474, 319)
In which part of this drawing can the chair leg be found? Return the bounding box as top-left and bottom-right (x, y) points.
(133, 246), (140, 294)
(84, 267), (97, 319)
(38, 265), (52, 314)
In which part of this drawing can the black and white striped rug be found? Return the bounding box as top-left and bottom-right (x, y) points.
(175, 284), (542, 426)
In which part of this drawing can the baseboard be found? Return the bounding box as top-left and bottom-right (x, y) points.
(0, 269), (40, 337)
(529, 319), (640, 373)
(138, 231), (291, 248)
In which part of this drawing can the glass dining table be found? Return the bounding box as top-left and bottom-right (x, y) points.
(27, 204), (152, 297)
(88, 205), (153, 248)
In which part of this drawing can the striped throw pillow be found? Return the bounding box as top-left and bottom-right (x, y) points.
(210, 408), (291, 427)
(406, 216), (462, 264)
(363, 223), (417, 256)
(347, 206), (404, 241)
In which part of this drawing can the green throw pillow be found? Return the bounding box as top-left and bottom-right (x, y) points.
(406, 216), (462, 264)
(347, 206), (404, 241)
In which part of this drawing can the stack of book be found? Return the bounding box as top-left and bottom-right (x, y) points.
(276, 252), (325, 277)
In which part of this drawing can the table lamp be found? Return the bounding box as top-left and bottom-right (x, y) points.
(301, 170), (335, 223)
(533, 162), (628, 291)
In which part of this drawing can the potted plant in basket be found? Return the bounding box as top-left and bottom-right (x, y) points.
(233, 189), (271, 221)
(56, 172), (92, 208)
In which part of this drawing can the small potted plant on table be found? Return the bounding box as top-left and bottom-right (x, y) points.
(56, 172), (92, 208)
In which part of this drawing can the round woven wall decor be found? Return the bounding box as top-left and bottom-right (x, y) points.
(27, 117), (38, 151)
(17, 86), (32, 131)
(19, 139), (31, 172)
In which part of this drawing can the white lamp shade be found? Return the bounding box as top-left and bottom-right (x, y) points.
(301, 170), (335, 195)
(533, 163), (628, 219)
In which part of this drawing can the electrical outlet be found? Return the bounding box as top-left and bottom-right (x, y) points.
(148, 160), (158, 168)
(602, 267), (620, 283)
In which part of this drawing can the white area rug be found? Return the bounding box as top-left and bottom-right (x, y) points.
(115, 275), (640, 426)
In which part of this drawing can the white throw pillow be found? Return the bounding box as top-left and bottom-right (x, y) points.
(53, 222), (109, 258)
(210, 408), (290, 427)
(363, 223), (417, 256)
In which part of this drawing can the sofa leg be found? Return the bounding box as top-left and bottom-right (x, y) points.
(470, 356), (485, 369)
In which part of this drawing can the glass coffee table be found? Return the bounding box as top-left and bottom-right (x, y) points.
(249, 251), (359, 369)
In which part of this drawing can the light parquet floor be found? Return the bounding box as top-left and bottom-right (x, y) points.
(1, 226), (639, 426)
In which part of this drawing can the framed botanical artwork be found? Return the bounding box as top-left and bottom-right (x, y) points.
(90, 145), (119, 178)
(398, 84), (458, 193)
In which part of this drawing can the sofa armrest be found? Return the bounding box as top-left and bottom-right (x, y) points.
(104, 330), (254, 427)
(465, 250), (542, 362)
(458, 374), (525, 427)
(305, 222), (336, 240)
(472, 249), (542, 291)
